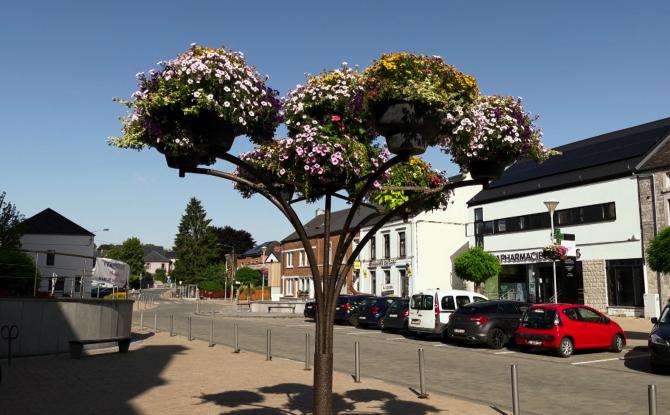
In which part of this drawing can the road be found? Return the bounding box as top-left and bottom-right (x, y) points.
(133, 298), (668, 415)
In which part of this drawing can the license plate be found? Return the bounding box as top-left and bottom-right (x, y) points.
(335, 307), (340, 310)
(528, 340), (542, 346)
(411, 319), (421, 324)
(307, 306), (313, 309)
(454, 328), (465, 334)
(389, 314), (398, 318)
(358, 316), (366, 320)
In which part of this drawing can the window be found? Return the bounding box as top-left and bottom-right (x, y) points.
(607, 259), (644, 307)
(563, 308), (580, 321)
(577, 307), (603, 323)
(441, 296), (455, 311)
(411, 294), (433, 310)
(46, 250), (55, 266)
(474, 208), (484, 248)
(383, 234), (390, 259)
(473, 296), (488, 303)
(384, 270), (391, 284)
(370, 270), (376, 294)
(285, 252), (293, 268)
(456, 296), (471, 307)
(398, 231), (406, 258)
(298, 251), (305, 267)
(370, 237), (376, 260)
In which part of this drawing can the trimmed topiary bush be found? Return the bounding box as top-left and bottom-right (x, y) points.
(453, 247), (501, 291)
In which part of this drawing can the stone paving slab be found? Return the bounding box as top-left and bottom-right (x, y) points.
(0, 331), (504, 415)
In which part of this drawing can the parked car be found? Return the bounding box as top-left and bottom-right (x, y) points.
(380, 298), (410, 332)
(445, 300), (529, 349)
(515, 304), (626, 358)
(334, 294), (373, 324)
(355, 296), (400, 329)
(304, 300), (316, 320)
(409, 289), (488, 339)
(649, 305), (670, 370)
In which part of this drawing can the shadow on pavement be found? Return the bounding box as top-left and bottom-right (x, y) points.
(623, 346), (667, 375)
(0, 344), (186, 415)
(198, 382), (442, 414)
(625, 330), (650, 341)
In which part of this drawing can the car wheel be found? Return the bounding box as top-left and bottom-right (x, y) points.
(349, 315), (358, 326)
(557, 337), (574, 358)
(611, 334), (625, 353)
(487, 328), (507, 350)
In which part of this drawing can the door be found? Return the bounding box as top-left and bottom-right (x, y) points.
(399, 269), (409, 298)
(577, 307), (610, 347)
(562, 307), (591, 347)
(410, 294), (434, 330)
(440, 295), (456, 326)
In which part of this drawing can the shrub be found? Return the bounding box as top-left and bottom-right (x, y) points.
(648, 227), (670, 274)
(453, 247), (501, 289)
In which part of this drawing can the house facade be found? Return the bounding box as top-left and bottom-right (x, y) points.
(19, 208), (96, 297)
(144, 250), (172, 275)
(280, 207), (374, 299)
(356, 175), (482, 297)
(236, 241), (282, 300)
(468, 117), (670, 317)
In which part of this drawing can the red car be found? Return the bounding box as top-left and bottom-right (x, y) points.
(515, 304), (626, 358)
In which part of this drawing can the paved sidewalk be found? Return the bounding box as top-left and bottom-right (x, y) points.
(612, 316), (652, 349)
(0, 331), (505, 415)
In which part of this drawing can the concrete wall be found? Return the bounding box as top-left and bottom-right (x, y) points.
(0, 298), (132, 357)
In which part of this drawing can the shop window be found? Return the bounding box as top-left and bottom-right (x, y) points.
(606, 259), (644, 307)
(384, 270), (391, 284)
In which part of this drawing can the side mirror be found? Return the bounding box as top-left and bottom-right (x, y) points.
(651, 317), (658, 324)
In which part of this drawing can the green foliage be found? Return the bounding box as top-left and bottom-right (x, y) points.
(648, 227), (670, 274)
(172, 198), (219, 284)
(154, 268), (167, 283)
(107, 237), (145, 279)
(235, 266), (261, 286)
(0, 192), (24, 250)
(453, 247), (501, 287)
(196, 263), (227, 290)
(0, 249), (39, 295)
(211, 226), (255, 263)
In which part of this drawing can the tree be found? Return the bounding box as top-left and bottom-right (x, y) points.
(648, 227), (670, 274)
(154, 268), (167, 283)
(107, 237), (145, 280)
(212, 226), (255, 263)
(453, 247), (501, 292)
(0, 191), (24, 249)
(197, 263), (227, 290)
(0, 249), (39, 295)
(172, 198), (219, 284)
(235, 266), (261, 301)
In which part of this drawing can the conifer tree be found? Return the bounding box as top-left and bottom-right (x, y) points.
(172, 197), (219, 284)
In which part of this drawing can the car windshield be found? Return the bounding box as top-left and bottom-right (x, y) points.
(660, 306), (670, 323)
(522, 308), (557, 329)
(410, 294), (433, 310)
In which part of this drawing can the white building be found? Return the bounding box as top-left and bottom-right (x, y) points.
(20, 208), (96, 297)
(356, 175), (482, 297)
(468, 117), (670, 317)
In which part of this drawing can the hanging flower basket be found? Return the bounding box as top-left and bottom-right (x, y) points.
(542, 245), (568, 261)
(370, 101), (442, 156)
(277, 184), (295, 202)
(109, 44), (282, 167)
(467, 159), (510, 180)
(363, 52), (479, 156)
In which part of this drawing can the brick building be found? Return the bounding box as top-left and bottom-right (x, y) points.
(468, 117), (670, 317)
(280, 207), (376, 299)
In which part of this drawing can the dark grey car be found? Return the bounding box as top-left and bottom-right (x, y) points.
(380, 298), (410, 332)
(445, 300), (529, 349)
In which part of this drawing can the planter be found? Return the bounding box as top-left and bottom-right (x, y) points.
(467, 159), (509, 180)
(277, 185), (295, 202)
(184, 111), (238, 156)
(164, 153), (204, 171)
(371, 101), (442, 156)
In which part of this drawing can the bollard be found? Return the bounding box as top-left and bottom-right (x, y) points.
(196, 301), (200, 314)
(170, 314), (174, 337)
(234, 323), (240, 353)
(511, 364), (520, 415)
(154, 313), (158, 333)
(354, 341), (361, 383)
(209, 319), (214, 347)
(266, 329), (272, 361)
(649, 384), (657, 415)
(140, 311), (144, 329)
(417, 348), (428, 399)
(188, 316), (192, 341)
(304, 333), (311, 370)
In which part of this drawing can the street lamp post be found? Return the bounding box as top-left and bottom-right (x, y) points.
(261, 246), (267, 302)
(544, 200), (559, 304)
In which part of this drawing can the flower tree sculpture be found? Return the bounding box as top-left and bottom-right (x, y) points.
(111, 46), (554, 415)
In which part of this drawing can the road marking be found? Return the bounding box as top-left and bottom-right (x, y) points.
(285, 324), (313, 327)
(571, 354), (648, 365)
(333, 327), (349, 330)
(433, 344), (449, 347)
(345, 331), (377, 335)
(385, 337), (405, 341)
(494, 351), (516, 355)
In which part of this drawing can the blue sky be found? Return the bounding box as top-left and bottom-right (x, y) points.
(1, 1), (669, 249)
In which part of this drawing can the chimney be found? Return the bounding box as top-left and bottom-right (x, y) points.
(315, 208), (325, 217)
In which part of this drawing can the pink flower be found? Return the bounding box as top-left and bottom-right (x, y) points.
(331, 115), (341, 122)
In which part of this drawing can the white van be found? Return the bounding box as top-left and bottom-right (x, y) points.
(409, 289), (488, 340)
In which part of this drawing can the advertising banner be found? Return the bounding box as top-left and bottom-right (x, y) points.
(92, 258), (130, 287)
